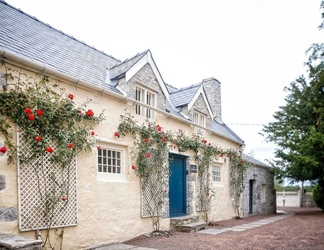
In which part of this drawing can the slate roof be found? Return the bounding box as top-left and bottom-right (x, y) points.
(169, 84), (201, 107)
(165, 83), (178, 93)
(0, 1), (121, 93)
(0, 1), (244, 145)
(243, 154), (270, 168)
(211, 120), (244, 144)
(109, 50), (148, 80)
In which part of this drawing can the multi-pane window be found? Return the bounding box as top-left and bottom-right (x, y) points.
(212, 165), (221, 183)
(97, 146), (125, 182)
(194, 111), (206, 127)
(135, 86), (156, 119)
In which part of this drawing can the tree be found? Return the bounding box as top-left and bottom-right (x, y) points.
(261, 1), (324, 210)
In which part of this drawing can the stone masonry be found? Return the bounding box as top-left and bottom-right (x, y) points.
(0, 175), (18, 222)
(0, 234), (41, 250)
(201, 78), (222, 123)
(241, 165), (275, 217)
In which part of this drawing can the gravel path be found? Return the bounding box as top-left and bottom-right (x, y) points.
(124, 207), (324, 250)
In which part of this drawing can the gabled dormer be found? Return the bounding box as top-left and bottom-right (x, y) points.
(108, 50), (172, 120)
(169, 84), (214, 128)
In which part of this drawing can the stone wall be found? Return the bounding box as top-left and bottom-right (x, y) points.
(189, 94), (212, 128)
(0, 175), (17, 222)
(241, 165), (275, 217)
(118, 63), (167, 111)
(300, 192), (317, 207)
(201, 78), (222, 123)
(0, 234), (41, 250)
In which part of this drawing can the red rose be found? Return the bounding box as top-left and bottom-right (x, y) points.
(206, 192), (210, 196)
(25, 108), (32, 114)
(157, 125), (161, 131)
(86, 109), (94, 117)
(67, 143), (73, 149)
(146, 153), (151, 158)
(28, 114), (35, 121)
(145, 138), (149, 143)
(173, 145), (176, 149)
(36, 109), (44, 116)
(77, 110), (82, 114)
(114, 132), (119, 137)
(0, 146), (7, 154)
(91, 131), (95, 136)
(35, 135), (41, 142)
(46, 147), (53, 153)
(68, 94), (74, 100)
(97, 146), (101, 150)
(162, 137), (166, 142)
(62, 197), (66, 202)
(131, 165), (136, 170)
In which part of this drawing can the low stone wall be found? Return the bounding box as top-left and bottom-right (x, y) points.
(0, 234), (41, 250)
(301, 192), (316, 207)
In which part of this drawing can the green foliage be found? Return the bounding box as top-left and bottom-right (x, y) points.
(0, 66), (105, 249)
(117, 110), (247, 223)
(261, 2), (324, 190)
(313, 183), (324, 211)
(228, 149), (251, 218)
(0, 69), (105, 165)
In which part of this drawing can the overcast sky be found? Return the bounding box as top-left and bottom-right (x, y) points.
(5, 0), (324, 162)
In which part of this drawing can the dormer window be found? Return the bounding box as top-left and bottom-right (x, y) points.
(135, 85), (156, 119)
(194, 111), (206, 127)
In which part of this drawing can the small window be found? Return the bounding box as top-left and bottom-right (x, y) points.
(212, 165), (222, 184)
(97, 144), (125, 181)
(135, 86), (156, 119)
(261, 184), (266, 202)
(194, 111), (206, 127)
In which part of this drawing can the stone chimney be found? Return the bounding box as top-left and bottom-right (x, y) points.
(201, 78), (223, 124)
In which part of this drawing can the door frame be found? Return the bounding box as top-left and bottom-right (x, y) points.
(249, 179), (254, 214)
(168, 153), (187, 217)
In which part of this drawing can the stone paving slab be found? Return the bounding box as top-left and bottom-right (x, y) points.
(198, 213), (295, 235)
(90, 244), (157, 250)
(197, 229), (227, 235)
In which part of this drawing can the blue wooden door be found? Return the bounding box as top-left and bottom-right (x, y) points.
(169, 154), (186, 217)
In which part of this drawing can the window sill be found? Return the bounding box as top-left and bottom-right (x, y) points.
(213, 183), (224, 187)
(96, 178), (127, 183)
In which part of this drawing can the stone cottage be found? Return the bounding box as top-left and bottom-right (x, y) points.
(0, 1), (275, 249)
(242, 154), (276, 217)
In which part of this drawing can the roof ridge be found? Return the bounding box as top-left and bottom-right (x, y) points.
(170, 83), (201, 94)
(2, 1), (121, 63)
(109, 50), (149, 70)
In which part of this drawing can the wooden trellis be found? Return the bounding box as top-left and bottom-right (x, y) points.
(17, 130), (78, 231)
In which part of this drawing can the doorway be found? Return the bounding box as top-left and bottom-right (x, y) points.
(169, 154), (187, 217)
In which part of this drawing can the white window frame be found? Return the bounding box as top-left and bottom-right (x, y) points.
(135, 85), (156, 119)
(97, 143), (126, 182)
(261, 184), (266, 202)
(193, 111), (206, 127)
(212, 164), (222, 185)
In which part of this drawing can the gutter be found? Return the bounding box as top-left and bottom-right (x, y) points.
(0, 48), (244, 146)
